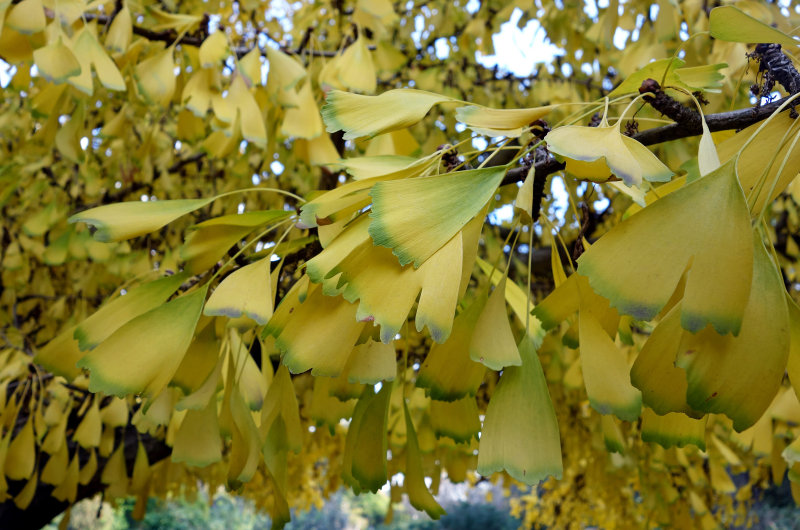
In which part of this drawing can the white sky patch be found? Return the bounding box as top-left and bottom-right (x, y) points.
(477, 8), (563, 76)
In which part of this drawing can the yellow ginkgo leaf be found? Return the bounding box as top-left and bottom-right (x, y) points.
(281, 81), (324, 140)
(5, 0), (45, 34)
(322, 88), (454, 140)
(709, 5), (799, 48)
(333, 155), (420, 180)
(6, 418), (35, 480)
(545, 118), (673, 187)
(33, 37), (82, 83)
(640, 408), (707, 450)
(269, 282), (365, 376)
(70, 198), (214, 242)
(403, 401), (446, 519)
(69, 27), (126, 95)
(609, 58), (727, 97)
(342, 339), (397, 384)
(105, 4), (132, 53)
(469, 277), (522, 370)
(343, 383), (392, 493)
(417, 296), (486, 401)
(180, 210), (290, 274)
(577, 159), (752, 336)
(51, 455), (79, 503)
(265, 45), (306, 92)
(226, 387), (262, 488)
(323, 33), (376, 94)
(213, 74), (267, 147)
(134, 46), (177, 106)
(429, 397), (481, 443)
(676, 232), (789, 432)
(579, 310), (642, 421)
(33, 324), (83, 380)
(171, 397), (222, 467)
(73, 398), (101, 448)
(369, 165), (506, 268)
(199, 30), (229, 67)
(75, 273), (187, 350)
(477, 335), (562, 485)
(204, 258), (272, 324)
(76, 287), (207, 398)
(455, 104), (555, 137)
(601, 415), (626, 453)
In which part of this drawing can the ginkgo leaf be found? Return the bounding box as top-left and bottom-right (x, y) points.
(75, 273), (187, 350)
(33, 37), (82, 83)
(265, 46), (306, 92)
(577, 159), (753, 336)
(369, 165), (506, 268)
(69, 27), (126, 95)
(76, 287), (207, 398)
(73, 398), (102, 449)
(51, 455), (79, 503)
(403, 402), (446, 519)
(343, 383), (392, 493)
(180, 210), (290, 273)
(334, 155), (421, 180)
(545, 121), (673, 187)
(601, 415), (625, 453)
(134, 46), (177, 106)
(335, 33), (376, 93)
(227, 386), (261, 488)
(33, 324), (84, 380)
(610, 59), (727, 97)
(5, 0), (45, 34)
(429, 397), (481, 443)
(709, 5), (799, 48)
(281, 81), (324, 140)
(342, 339), (397, 384)
(199, 30), (229, 67)
(272, 284), (365, 376)
(477, 336), (562, 484)
(786, 296), (800, 400)
(630, 303), (697, 416)
(105, 4), (132, 53)
(6, 418), (35, 480)
(204, 258), (272, 324)
(417, 296), (486, 401)
(455, 104), (554, 137)
(476, 258), (546, 344)
(70, 197), (214, 242)
(641, 408), (707, 450)
(470, 277), (522, 370)
(172, 397), (222, 467)
(676, 232), (790, 432)
(322, 89), (454, 140)
(579, 311), (642, 421)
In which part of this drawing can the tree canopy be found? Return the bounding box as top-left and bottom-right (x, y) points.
(2, 0), (800, 527)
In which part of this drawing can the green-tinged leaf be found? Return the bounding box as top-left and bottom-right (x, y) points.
(76, 287), (207, 398)
(33, 37), (81, 83)
(630, 303), (697, 416)
(601, 415), (626, 453)
(261, 364), (303, 454)
(786, 296), (800, 401)
(342, 339), (397, 384)
(134, 46), (176, 106)
(273, 283), (365, 376)
(322, 89), (454, 140)
(545, 121), (673, 187)
(180, 210), (290, 273)
(417, 296), (486, 401)
(171, 397), (222, 467)
(709, 5), (799, 47)
(171, 321), (219, 395)
(429, 397), (481, 443)
(403, 402), (446, 519)
(641, 408), (707, 450)
(205, 258), (272, 324)
(75, 273), (187, 350)
(470, 277), (521, 370)
(477, 336), (562, 484)
(579, 311), (641, 421)
(70, 198), (214, 242)
(227, 384), (261, 487)
(476, 258), (546, 345)
(455, 104), (554, 136)
(610, 59), (727, 97)
(676, 232), (790, 432)
(5, 0), (45, 34)
(343, 383), (392, 493)
(578, 159), (752, 335)
(33, 325), (83, 380)
(370, 166), (506, 268)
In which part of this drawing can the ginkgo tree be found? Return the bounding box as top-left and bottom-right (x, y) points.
(2, 0), (800, 528)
